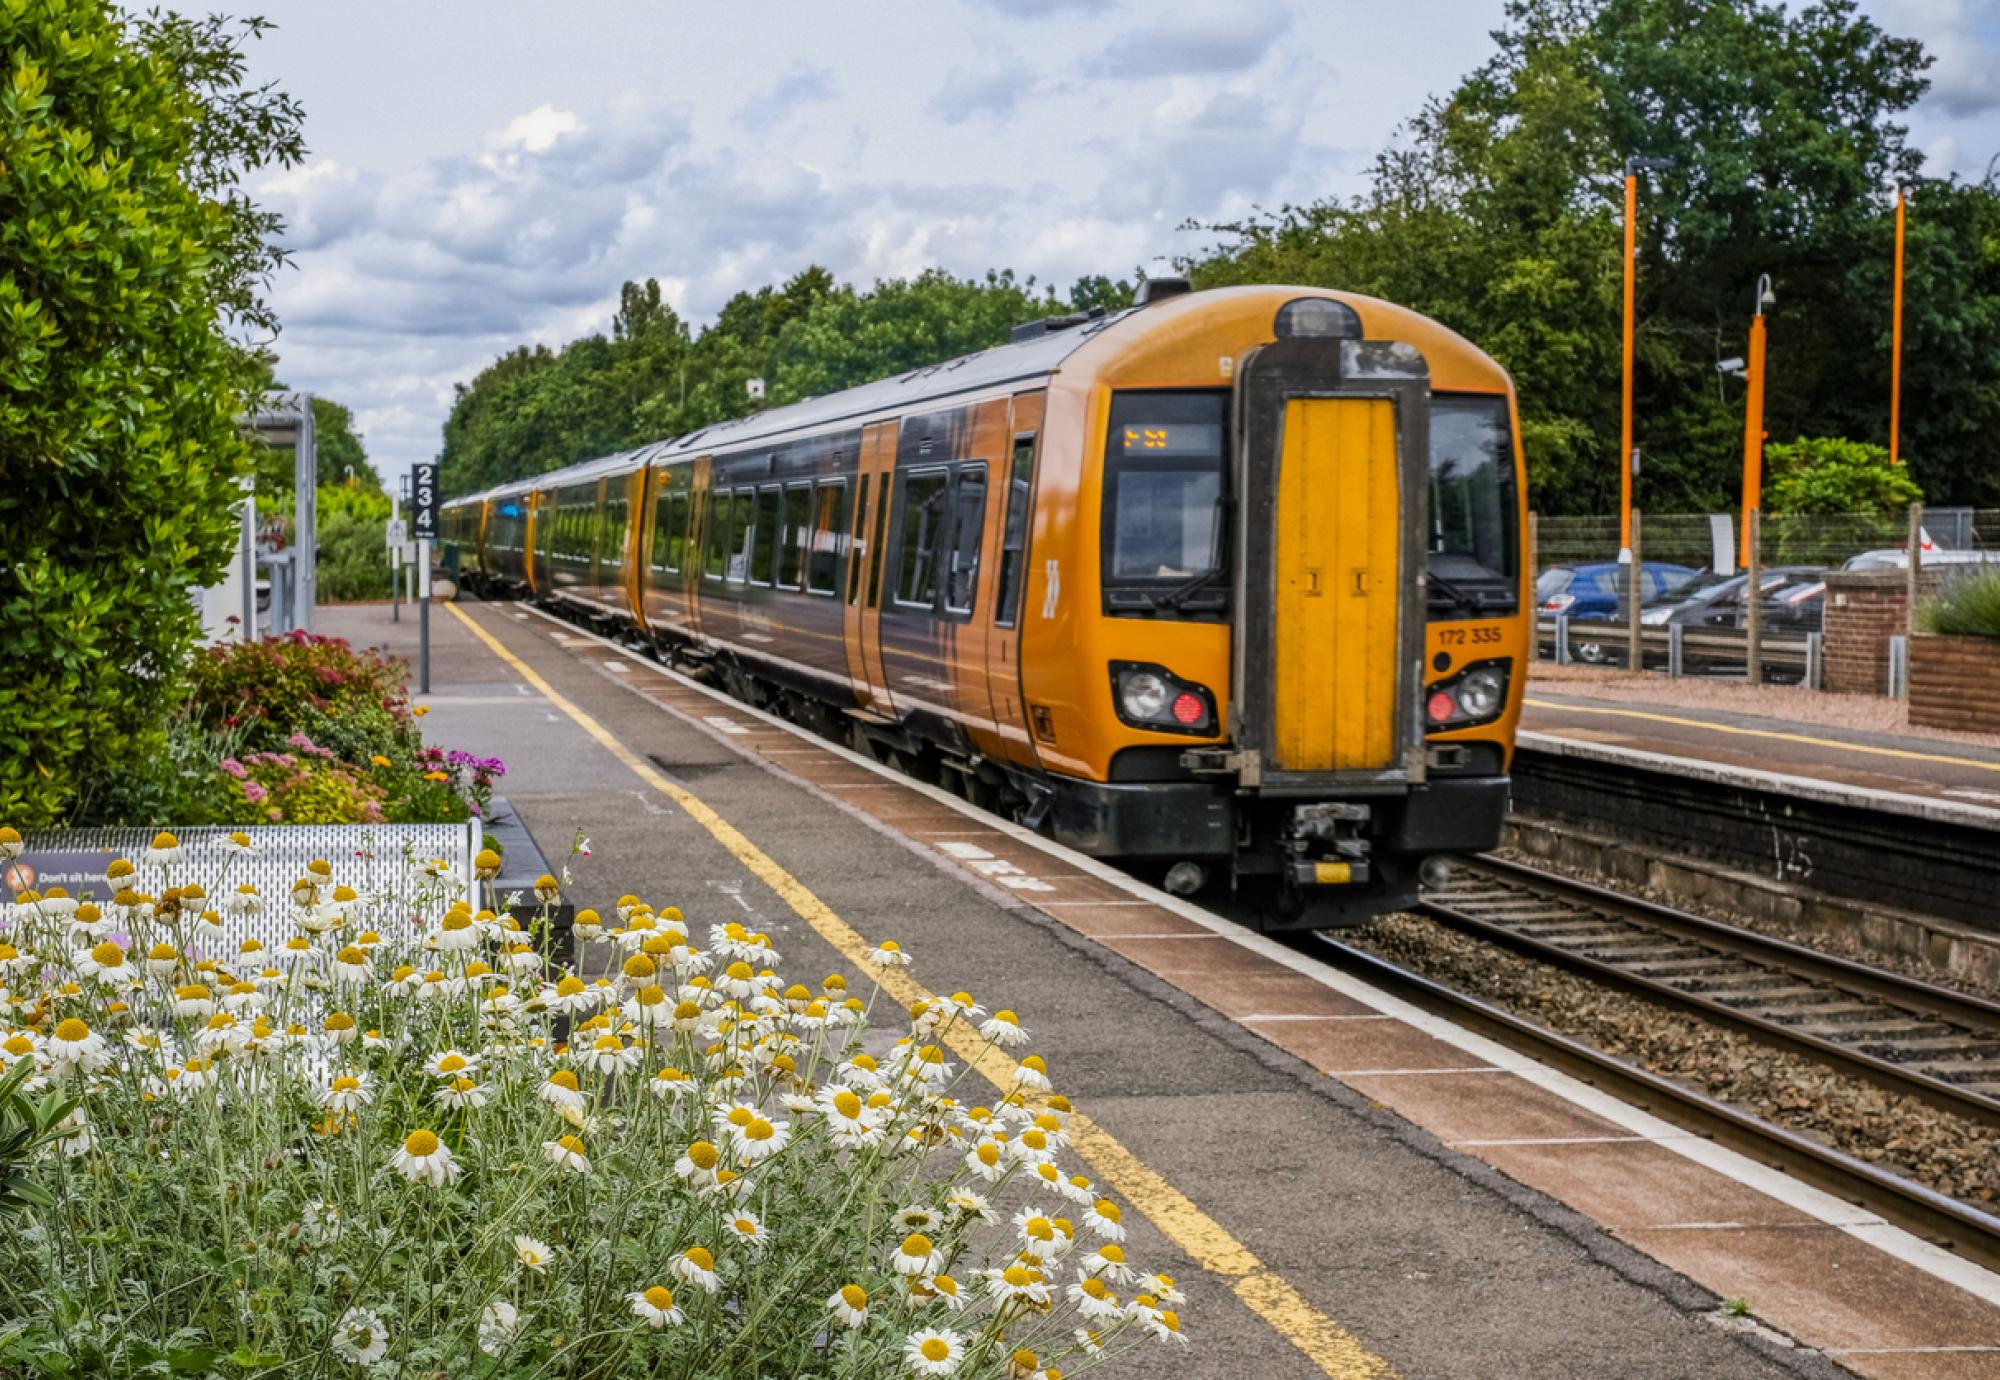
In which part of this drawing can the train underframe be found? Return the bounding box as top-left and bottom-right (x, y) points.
(484, 578), (1507, 931)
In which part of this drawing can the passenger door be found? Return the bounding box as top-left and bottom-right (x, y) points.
(843, 423), (898, 717)
(981, 392), (1047, 769)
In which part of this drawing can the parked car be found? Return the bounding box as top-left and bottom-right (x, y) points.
(1843, 547), (2000, 572)
(1537, 561), (1700, 664)
(1642, 566), (1827, 680)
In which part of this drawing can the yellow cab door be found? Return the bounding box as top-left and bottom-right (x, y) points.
(1271, 398), (1400, 771)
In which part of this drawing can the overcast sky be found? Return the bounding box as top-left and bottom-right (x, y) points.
(237, 0), (2000, 486)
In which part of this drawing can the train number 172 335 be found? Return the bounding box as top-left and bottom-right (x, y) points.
(1437, 625), (1504, 647)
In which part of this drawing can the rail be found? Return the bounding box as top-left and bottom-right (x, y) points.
(1536, 616), (1814, 678)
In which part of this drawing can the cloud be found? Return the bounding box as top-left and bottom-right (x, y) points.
(1082, 1), (1292, 78)
(928, 62), (1028, 123)
(1884, 0), (2000, 116)
(968, 0), (1112, 14)
(738, 64), (836, 133)
(492, 104), (584, 154)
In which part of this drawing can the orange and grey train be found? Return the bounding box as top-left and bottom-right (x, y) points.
(443, 282), (1528, 928)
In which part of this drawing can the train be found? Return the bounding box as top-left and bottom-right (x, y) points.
(441, 280), (1528, 929)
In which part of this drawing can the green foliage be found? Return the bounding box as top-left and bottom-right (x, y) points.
(185, 631), (417, 754)
(0, 1058), (75, 1221)
(1186, 0), (2000, 512)
(251, 394), (382, 497)
(440, 268), (1133, 496)
(0, 2), (303, 826)
(1763, 436), (1923, 514)
(225, 746), (388, 824)
(1918, 568), (2000, 640)
(315, 483), (394, 601)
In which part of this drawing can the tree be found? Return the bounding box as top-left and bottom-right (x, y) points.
(1763, 437), (1922, 514)
(0, 2), (304, 826)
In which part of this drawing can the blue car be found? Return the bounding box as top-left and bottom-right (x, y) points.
(1536, 561), (1699, 664)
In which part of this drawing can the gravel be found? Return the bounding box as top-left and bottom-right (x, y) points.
(1529, 661), (2000, 750)
(1354, 911), (2000, 1207)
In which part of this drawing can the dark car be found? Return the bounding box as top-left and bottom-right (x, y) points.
(1537, 561), (1699, 664)
(1642, 566), (1826, 680)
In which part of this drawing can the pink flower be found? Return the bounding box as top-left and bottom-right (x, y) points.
(220, 758), (247, 780)
(243, 781), (268, 805)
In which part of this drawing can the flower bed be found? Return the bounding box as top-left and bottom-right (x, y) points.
(0, 829), (1188, 1376)
(159, 632), (504, 828)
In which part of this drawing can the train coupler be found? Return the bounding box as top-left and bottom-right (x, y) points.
(1284, 802), (1373, 887)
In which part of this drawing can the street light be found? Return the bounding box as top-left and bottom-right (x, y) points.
(1740, 273), (1774, 568)
(1620, 155), (1674, 565)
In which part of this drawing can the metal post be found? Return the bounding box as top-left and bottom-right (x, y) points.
(1668, 621), (1685, 678)
(1906, 502), (1923, 635)
(1627, 509), (1644, 671)
(419, 537), (431, 694)
(294, 394), (317, 630)
(1888, 634), (1909, 699)
(1741, 276), (1771, 567)
(1805, 630), (1824, 691)
(1526, 511), (1540, 662)
(1745, 508), (1764, 684)
(1555, 613), (1572, 665)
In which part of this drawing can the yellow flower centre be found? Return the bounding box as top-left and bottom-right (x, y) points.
(1099, 1244), (1126, 1263)
(1024, 1217), (1053, 1241)
(687, 1141), (718, 1170)
(976, 1143), (1001, 1166)
(839, 1283), (867, 1309)
(438, 1054), (468, 1072)
(643, 1285), (675, 1310)
(832, 1090), (862, 1118)
(673, 1000), (702, 1021)
(441, 913), (472, 932)
(150, 832), (178, 849)
(404, 1129), (441, 1156)
(685, 1246), (714, 1270)
(332, 886), (356, 903)
(901, 1232), (934, 1257)
(331, 1076), (361, 1093)
(724, 961), (753, 982)
(3, 1035), (33, 1056)
(622, 954), (656, 979)
(733, 1216), (758, 1236)
(921, 1339), (950, 1362)
(1012, 1350), (1038, 1370)
(1003, 1265), (1033, 1287)
(592, 1035), (623, 1053)
(1160, 1309), (1181, 1332)
(550, 1070), (580, 1092)
(90, 942), (123, 966)
(149, 944), (176, 960)
(1022, 1129), (1048, 1150)
(54, 1019), (89, 1043)
(1080, 1278), (1111, 1300)
(743, 1117), (775, 1142)
(1094, 1200), (1120, 1223)
(1022, 1055), (1047, 1074)
(636, 984), (666, 1007)
(556, 1135), (585, 1155)
(556, 976), (586, 997)
(228, 831), (250, 846)
(726, 1106), (753, 1127)
(449, 1077), (476, 1094)
(324, 1013), (355, 1032)
(336, 947), (365, 965)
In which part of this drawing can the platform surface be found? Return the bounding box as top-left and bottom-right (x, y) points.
(313, 599), (2000, 1379)
(1522, 677), (2000, 815)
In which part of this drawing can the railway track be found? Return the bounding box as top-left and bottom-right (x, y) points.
(1318, 932), (2000, 1272)
(1419, 855), (2000, 1130)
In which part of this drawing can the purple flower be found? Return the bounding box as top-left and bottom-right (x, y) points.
(286, 732), (316, 750)
(220, 758), (248, 780)
(243, 781), (268, 804)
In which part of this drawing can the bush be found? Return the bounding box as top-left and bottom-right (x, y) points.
(1763, 437), (1924, 515)
(1918, 568), (2000, 639)
(223, 743), (389, 824)
(0, 5), (303, 828)
(317, 485), (396, 602)
(0, 849), (1190, 1376)
(187, 631), (417, 754)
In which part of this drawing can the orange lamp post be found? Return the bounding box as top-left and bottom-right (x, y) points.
(1741, 274), (1774, 565)
(1890, 184), (1906, 466)
(1620, 156), (1673, 566)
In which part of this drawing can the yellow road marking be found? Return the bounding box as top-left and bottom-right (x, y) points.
(448, 602), (1396, 1380)
(1524, 696), (2000, 776)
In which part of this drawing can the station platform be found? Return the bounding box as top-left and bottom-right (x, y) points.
(318, 600), (2000, 1379)
(1522, 664), (2000, 817)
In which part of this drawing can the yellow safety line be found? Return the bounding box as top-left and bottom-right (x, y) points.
(1524, 696), (2000, 776)
(446, 602), (1396, 1380)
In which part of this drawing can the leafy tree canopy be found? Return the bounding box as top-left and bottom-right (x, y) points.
(1763, 436), (1923, 515)
(0, 2), (303, 825)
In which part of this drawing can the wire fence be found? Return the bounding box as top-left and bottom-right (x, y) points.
(1531, 507), (2000, 575)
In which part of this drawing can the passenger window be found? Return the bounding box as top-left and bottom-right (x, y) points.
(848, 475), (870, 604)
(896, 471), (949, 608)
(809, 480), (845, 595)
(704, 489), (730, 578)
(996, 434), (1037, 627)
(727, 491), (756, 583)
(869, 477), (891, 607)
(668, 493), (689, 571)
(779, 484), (811, 590)
(750, 486), (782, 586)
(945, 465), (987, 614)
(651, 490), (685, 573)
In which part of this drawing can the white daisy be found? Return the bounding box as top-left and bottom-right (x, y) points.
(902, 1327), (963, 1376)
(477, 1299), (518, 1357)
(723, 1210), (768, 1253)
(541, 1134), (591, 1175)
(513, 1235), (555, 1273)
(869, 939), (912, 967)
(892, 1232), (940, 1277)
(827, 1283), (869, 1328)
(1084, 1198), (1126, 1242)
(1068, 1276), (1122, 1320)
(671, 1246), (720, 1294)
(142, 832), (185, 867)
(391, 1128), (460, 1187)
(627, 1285), (684, 1328)
(437, 1076), (488, 1110)
(322, 1071), (373, 1115)
(330, 1306), (388, 1365)
(978, 1009), (1030, 1047)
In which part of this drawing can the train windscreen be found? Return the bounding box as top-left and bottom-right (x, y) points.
(1427, 395), (1518, 618)
(1100, 390), (1228, 619)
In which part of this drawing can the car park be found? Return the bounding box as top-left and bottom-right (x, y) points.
(1537, 561), (1699, 664)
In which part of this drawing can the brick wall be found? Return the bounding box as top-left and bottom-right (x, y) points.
(1910, 634), (2000, 732)
(1823, 569), (1940, 695)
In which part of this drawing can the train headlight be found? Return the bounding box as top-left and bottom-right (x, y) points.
(1426, 661), (1510, 729)
(1119, 670), (1173, 721)
(1111, 662), (1216, 735)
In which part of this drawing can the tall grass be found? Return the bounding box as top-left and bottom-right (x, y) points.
(1918, 568), (2000, 639)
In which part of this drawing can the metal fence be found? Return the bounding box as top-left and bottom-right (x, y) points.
(1533, 507), (2000, 574)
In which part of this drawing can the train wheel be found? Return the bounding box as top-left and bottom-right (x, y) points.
(1241, 873), (1308, 926)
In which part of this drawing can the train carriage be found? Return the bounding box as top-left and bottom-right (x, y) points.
(445, 282), (1527, 928)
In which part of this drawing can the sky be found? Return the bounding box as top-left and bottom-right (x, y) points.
(235, 0), (2000, 487)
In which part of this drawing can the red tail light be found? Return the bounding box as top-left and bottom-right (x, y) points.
(1171, 692), (1205, 725)
(1427, 690), (1458, 723)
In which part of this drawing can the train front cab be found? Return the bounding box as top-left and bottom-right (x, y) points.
(1026, 287), (1525, 928)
